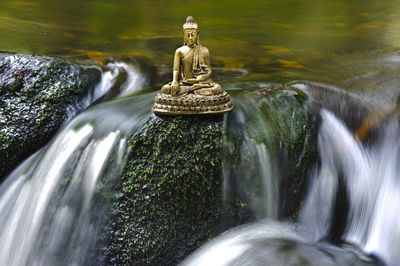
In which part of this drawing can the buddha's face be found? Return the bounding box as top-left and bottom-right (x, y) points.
(184, 29), (198, 47)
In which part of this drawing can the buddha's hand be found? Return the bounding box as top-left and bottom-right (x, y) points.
(171, 80), (179, 95)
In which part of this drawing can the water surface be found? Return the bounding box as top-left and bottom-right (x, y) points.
(1, 0), (400, 91)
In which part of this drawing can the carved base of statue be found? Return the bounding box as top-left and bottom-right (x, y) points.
(153, 91), (233, 115)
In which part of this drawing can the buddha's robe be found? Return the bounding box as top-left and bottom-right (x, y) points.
(162, 45), (222, 96)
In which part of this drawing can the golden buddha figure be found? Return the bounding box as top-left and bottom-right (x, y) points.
(153, 16), (233, 115)
(161, 16), (222, 96)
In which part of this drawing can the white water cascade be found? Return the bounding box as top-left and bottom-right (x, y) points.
(2, 75), (399, 265)
(301, 109), (400, 266)
(0, 68), (153, 265)
(0, 125), (126, 266)
(182, 108), (400, 266)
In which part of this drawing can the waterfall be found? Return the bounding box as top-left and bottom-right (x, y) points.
(222, 100), (280, 220)
(0, 69), (153, 265)
(221, 89), (316, 222)
(182, 108), (399, 266)
(2, 72), (399, 265)
(0, 125), (118, 265)
(301, 109), (400, 265)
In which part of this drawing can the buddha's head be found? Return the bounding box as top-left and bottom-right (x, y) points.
(183, 16), (199, 47)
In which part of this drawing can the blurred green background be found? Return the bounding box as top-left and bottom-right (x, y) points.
(1, 0), (400, 87)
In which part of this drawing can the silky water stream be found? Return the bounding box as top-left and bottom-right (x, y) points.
(182, 106), (400, 266)
(0, 67), (399, 265)
(0, 62), (150, 266)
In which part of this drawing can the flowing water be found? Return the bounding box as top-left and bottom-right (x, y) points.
(0, 65), (153, 265)
(182, 108), (400, 266)
(1, 0), (400, 265)
(301, 110), (400, 266)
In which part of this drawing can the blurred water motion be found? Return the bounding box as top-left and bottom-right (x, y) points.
(0, 66), (153, 265)
(0, 0), (400, 265)
(183, 109), (400, 266)
(180, 220), (377, 266)
(301, 110), (400, 266)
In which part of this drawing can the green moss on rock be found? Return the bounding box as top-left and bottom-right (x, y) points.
(104, 115), (224, 266)
(223, 87), (319, 220)
(104, 86), (319, 265)
(0, 54), (101, 180)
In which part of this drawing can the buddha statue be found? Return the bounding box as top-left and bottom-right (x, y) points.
(161, 16), (222, 96)
(153, 16), (233, 115)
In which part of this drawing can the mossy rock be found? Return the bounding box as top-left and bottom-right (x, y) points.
(223, 87), (319, 221)
(103, 115), (224, 265)
(103, 86), (319, 265)
(0, 54), (101, 181)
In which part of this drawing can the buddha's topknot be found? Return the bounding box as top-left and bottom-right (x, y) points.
(183, 16), (198, 30)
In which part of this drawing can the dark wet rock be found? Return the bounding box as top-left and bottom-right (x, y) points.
(223, 87), (319, 221)
(103, 86), (319, 265)
(104, 115), (224, 266)
(0, 54), (101, 180)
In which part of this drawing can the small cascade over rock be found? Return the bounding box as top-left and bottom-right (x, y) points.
(2, 66), (392, 265)
(181, 108), (392, 266)
(301, 109), (400, 265)
(103, 86), (319, 265)
(0, 54), (146, 182)
(222, 87), (318, 222)
(0, 92), (154, 266)
(0, 54), (102, 180)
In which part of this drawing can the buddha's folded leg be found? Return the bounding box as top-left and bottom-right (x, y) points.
(193, 83), (222, 96)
